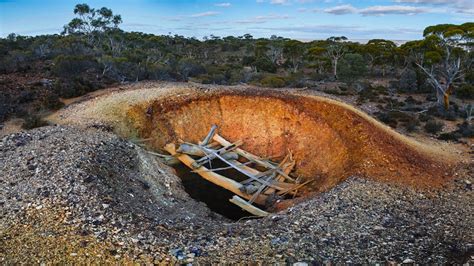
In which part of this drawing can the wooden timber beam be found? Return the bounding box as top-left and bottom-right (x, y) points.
(229, 195), (269, 217)
(199, 146), (289, 191)
(212, 134), (296, 183)
(164, 143), (267, 205)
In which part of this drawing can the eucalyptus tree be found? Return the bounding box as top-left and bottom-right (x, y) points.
(283, 40), (304, 73)
(364, 39), (397, 77)
(403, 23), (473, 109)
(325, 36), (348, 79)
(267, 35), (285, 65)
(306, 45), (328, 75)
(62, 3), (122, 47)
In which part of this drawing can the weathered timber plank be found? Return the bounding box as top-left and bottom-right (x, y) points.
(229, 195), (269, 217)
(164, 143), (267, 205)
(212, 134), (296, 183)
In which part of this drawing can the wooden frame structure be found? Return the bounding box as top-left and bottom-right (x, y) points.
(164, 125), (310, 217)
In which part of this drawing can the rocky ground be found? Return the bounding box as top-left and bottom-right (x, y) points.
(1, 125), (473, 264)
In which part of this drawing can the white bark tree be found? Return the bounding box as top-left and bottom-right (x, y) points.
(325, 36), (348, 79)
(411, 24), (472, 109)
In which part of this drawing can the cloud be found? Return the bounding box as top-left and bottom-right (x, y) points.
(324, 4), (429, 16)
(456, 9), (474, 15)
(235, 14), (290, 24)
(359, 5), (428, 15)
(394, 0), (472, 7)
(250, 24), (423, 39)
(214, 2), (231, 7)
(270, 0), (290, 4)
(255, 0), (290, 4)
(256, 0), (320, 3)
(190, 11), (220, 17)
(324, 4), (357, 15)
(394, 0), (473, 13)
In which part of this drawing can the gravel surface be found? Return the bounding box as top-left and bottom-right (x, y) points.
(1, 125), (473, 264)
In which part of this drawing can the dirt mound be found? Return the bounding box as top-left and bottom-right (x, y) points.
(1, 127), (472, 263)
(0, 126), (219, 263)
(3, 82), (471, 263)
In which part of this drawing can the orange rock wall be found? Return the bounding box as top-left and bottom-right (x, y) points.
(126, 90), (454, 192)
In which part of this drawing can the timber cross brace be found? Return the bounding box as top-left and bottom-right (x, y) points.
(164, 125), (312, 217)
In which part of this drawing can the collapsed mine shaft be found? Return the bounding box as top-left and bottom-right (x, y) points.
(123, 88), (454, 219)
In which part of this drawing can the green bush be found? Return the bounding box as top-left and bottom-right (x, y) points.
(338, 53), (367, 84)
(260, 76), (286, 88)
(254, 57), (276, 73)
(424, 120), (444, 134)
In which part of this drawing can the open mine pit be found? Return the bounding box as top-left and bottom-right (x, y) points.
(2, 82), (471, 264)
(48, 83), (461, 216)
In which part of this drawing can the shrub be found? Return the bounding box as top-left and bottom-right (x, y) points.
(456, 84), (474, 100)
(465, 69), (474, 84)
(53, 55), (98, 78)
(456, 121), (474, 138)
(338, 53), (367, 84)
(254, 57), (276, 73)
(398, 68), (417, 92)
(54, 78), (103, 98)
(177, 58), (205, 80)
(41, 93), (64, 110)
(419, 113), (432, 122)
(17, 90), (36, 104)
(438, 122), (474, 141)
(357, 85), (388, 104)
(375, 111), (398, 128)
(22, 114), (48, 129)
(0, 102), (10, 123)
(285, 72), (306, 88)
(424, 120), (444, 134)
(438, 122), (473, 141)
(403, 117), (420, 132)
(196, 73), (227, 85)
(438, 132), (462, 141)
(404, 96), (421, 105)
(260, 76), (286, 88)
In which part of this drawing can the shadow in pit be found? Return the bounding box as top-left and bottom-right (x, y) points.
(172, 160), (266, 221)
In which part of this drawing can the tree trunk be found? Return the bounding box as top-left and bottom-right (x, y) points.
(436, 87), (450, 110)
(333, 58), (338, 79)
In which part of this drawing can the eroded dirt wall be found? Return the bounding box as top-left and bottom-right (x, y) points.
(126, 89), (454, 192)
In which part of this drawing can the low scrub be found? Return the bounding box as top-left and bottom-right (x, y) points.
(22, 114), (48, 129)
(260, 76), (286, 88)
(456, 84), (474, 100)
(424, 120), (444, 134)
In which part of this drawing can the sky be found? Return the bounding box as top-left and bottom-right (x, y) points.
(0, 0), (472, 41)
